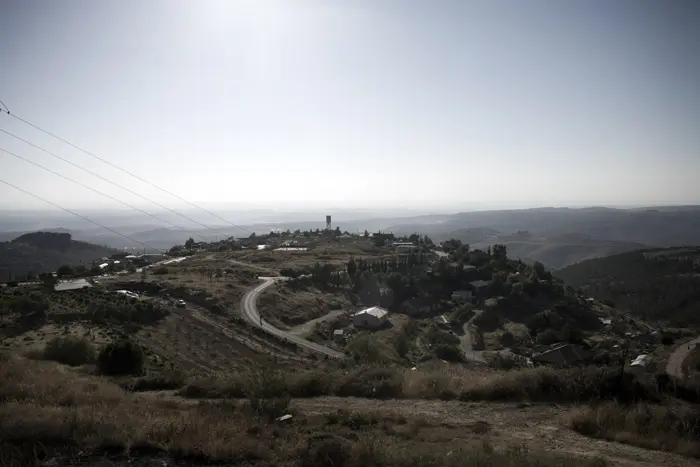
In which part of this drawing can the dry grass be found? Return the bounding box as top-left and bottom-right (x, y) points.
(1, 322), (114, 355)
(0, 357), (293, 462)
(0, 357), (610, 467)
(130, 307), (310, 376)
(180, 363), (664, 405)
(569, 402), (700, 458)
(257, 282), (354, 328)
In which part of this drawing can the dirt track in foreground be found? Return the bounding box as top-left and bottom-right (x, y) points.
(141, 390), (696, 467)
(292, 397), (696, 467)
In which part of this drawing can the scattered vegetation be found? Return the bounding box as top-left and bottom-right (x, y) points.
(570, 402), (700, 458)
(0, 357), (615, 467)
(557, 247), (700, 326)
(177, 363), (700, 407)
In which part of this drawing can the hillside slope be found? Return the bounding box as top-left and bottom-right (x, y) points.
(0, 232), (115, 279)
(466, 233), (646, 269)
(556, 247), (700, 326)
(388, 206), (700, 247)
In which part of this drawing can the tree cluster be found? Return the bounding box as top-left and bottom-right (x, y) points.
(556, 248), (700, 326)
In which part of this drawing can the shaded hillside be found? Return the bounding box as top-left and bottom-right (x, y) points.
(556, 247), (700, 326)
(388, 206), (700, 247)
(0, 232), (115, 280)
(469, 233), (646, 270)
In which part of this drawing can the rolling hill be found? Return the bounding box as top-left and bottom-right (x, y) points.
(3, 205), (700, 269)
(388, 206), (700, 247)
(0, 232), (116, 280)
(467, 232), (647, 270)
(556, 247), (700, 326)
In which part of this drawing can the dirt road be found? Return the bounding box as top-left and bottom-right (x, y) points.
(666, 335), (700, 379)
(288, 309), (345, 337)
(458, 322), (487, 363)
(240, 277), (343, 358)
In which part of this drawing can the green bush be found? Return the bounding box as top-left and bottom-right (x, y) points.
(425, 326), (460, 347)
(97, 340), (144, 376)
(490, 353), (528, 371)
(536, 329), (561, 345)
(435, 343), (463, 362)
(500, 331), (516, 347)
(42, 336), (95, 366)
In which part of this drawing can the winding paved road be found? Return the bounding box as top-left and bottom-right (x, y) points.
(666, 336), (700, 379)
(240, 277), (344, 359)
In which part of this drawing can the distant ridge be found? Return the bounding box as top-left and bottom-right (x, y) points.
(0, 231), (116, 279)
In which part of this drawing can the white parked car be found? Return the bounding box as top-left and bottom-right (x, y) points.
(116, 290), (139, 299)
(176, 299), (186, 308)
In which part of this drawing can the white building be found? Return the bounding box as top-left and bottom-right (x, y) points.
(630, 354), (651, 375)
(352, 306), (389, 329)
(54, 278), (92, 292)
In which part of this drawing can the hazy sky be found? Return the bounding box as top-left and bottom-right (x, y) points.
(0, 0), (699, 213)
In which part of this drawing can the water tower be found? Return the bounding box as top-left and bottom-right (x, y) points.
(326, 215), (332, 231)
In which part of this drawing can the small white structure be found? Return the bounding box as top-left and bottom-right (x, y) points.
(54, 278), (92, 292)
(451, 289), (473, 302)
(630, 354), (651, 375)
(352, 306), (389, 329)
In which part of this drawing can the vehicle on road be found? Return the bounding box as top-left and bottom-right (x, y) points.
(116, 290), (139, 299)
(176, 299), (186, 308)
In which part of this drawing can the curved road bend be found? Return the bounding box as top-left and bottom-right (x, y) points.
(240, 277), (344, 359)
(666, 336), (700, 379)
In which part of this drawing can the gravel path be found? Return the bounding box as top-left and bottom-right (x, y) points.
(666, 335), (700, 379)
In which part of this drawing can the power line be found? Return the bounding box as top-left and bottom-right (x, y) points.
(0, 126), (234, 239)
(0, 145), (211, 244)
(2, 109), (253, 234)
(0, 177), (165, 253)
